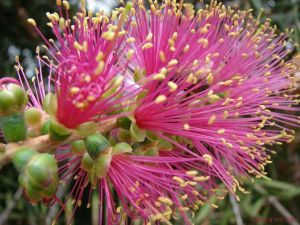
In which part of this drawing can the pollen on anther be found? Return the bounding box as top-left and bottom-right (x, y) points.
(155, 95), (167, 104)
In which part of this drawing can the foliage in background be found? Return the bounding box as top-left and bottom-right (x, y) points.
(0, 0), (300, 224)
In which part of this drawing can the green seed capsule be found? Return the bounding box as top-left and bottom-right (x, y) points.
(0, 90), (17, 112)
(26, 153), (58, 186)
(84, 133), (110, 160)
(12, 147), (37, 171)
(0, 113), (27, 142)
(25, 108), (42, 126)
(49, 119), (72, 141)
(6, 83), (28, 108)
(144, 147), (159, 157)
(71, 140), (86, 155)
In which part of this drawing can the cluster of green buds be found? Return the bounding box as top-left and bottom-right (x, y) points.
(116, 117), (174, 156)
(12, 148), (59, 203)
(0, 82), (28, 142)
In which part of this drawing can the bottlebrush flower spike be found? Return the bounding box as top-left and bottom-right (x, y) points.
(55, 149), (221, 225)
(27, 1), (140, 128)
(134, 1), (299, 191)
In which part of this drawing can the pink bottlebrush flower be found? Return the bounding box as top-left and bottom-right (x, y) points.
(133, 1), (299, 191)
(27, 1), (140, 128)
(10, 0), (298, 225)
(55, 148), (221, 225)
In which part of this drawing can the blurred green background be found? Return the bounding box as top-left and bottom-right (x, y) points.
(0, 0), (300, 224)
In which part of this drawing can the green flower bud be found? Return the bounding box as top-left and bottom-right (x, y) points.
(117, 128), (131, 142)
(144, 147), (159, 157)
(76, 121), (97, 137)
(0, 90), (17, 112)
(42, 178), (58, 198)
(116, 117), (131, 129)
(130, 123), (145, 142)
(26, 153), (58, 187)
(84, 133), (110, 160)
(112, 142), (132, 155)
(157, 139), (173, 151)
(12, 147), (37, 171)
(71, 140), (86, 155)
(81, 153), (95, 171)
(25, 185), (43, 203)
(6, 83), (28, 108)
(94, 153), (112, 179)
(40, 120), (51, 135)
(146, 131), (159, 141)
(43, 93), (57, 117)
(49, 119), (72, 141)
(25, 108), (42, 126)
(0, 113), (27, 142)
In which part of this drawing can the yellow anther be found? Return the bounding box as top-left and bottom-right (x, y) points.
(74, 41), (83, 51)
(208, 115), (216, 125)
(102, 31), (116, 41)
(59, 18), (65, 29)
(27, 18), (37, 26)
(172, 176), (184, 184)
(56, 0), (62, 6)
(62, 1), (70, 10)
(95, 61), (105, 74)
(167, 81), (178, 92)
(207, 73), (213, 85)
(114, 76), (124, 86)
(70, 87), (80, 94)
(96, 51), (104, 61)
(241, 53), (248, 58)
(153, 73), (166, 80)
(126, 37), (135, 43)
(217, 129), (225, 134)
(155, 95), (167, 104)
(181, 194), (188, 200)
(126, 49), (135, 60)
(146, 32), (153, 41)
(186, 170), (198, 176)
(203, 154), (213, 166)
(168, 59), (178, 67)
(193, 176), (210, 182)
(208, 94), (221, 103)
(211, 204), (219, 209)
(75, 102), (85, 109)
(159, 51), (166, 62)
(179, 207), (189, 212)
(186, 73), (194, 83)
(142, 42), (153, 50)
(183, 123), (190, 130)
(265, 71), (271, 76)
(158, 197), (173, 206)
(198, 38), (209, 48)
(183, 44), (190, 53)
(172, 32), (178, 41)
(117, 206), (121, 213)
(87, 96), (96, 102)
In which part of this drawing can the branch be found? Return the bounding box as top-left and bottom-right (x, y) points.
(0, 119), (116, 168)
(0, 187), (23, 225)
(229, 194), (244, 225)
(268, 196), (300, 225)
